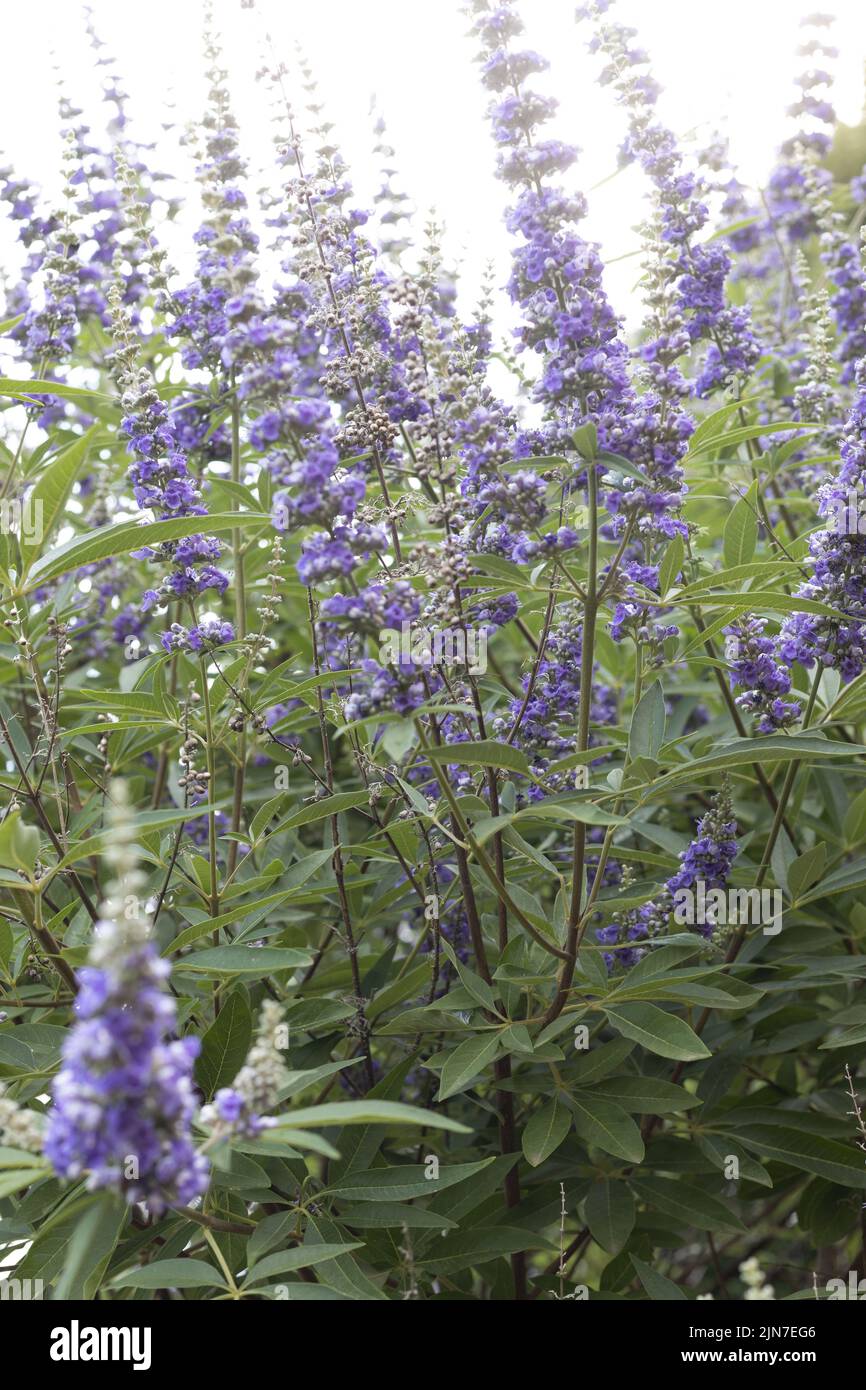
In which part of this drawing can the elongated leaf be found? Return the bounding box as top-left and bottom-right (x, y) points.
(26, 511), (269, 589)
(273, 1100), (470, 1134)
(736, 1126), (866, 1188)
(585, 1179), (635, 1254)
(244, 1244), (364, 1285)
(630, 1176), (747, 1232)
(426, 740), (531, 776)
(194, 990), (252, 1098)
(658, 736), (864, 791)
(630, 1255), (687, 1301)
(569, 1093), (645, 1162)
(605, 1002), (711, 1061)
(522, 1097), (571, 1167)
(436, 1033), (501, 1101)
(19, 426), (101, 571)
(628, 681), (665, 762)
(326, 1157), (494, 1202)
(112, 1259), (226, 1290)
(723, 483), (758, 568)
(179, 946), (313, 976)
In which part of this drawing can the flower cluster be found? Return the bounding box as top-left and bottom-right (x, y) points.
(780, 358), (866, 681)
(44, 784), (209, 1214)
(201, 1000), (289, 1139)
(598, 787), (738, 967)
(665, 786), (739, 934)
(725, 616), (802, 732)
(469, 0), (633, 455)
(578, 0), (760, 398)
(107, 286), (231, 648)
(0, 1082), (44, 1154)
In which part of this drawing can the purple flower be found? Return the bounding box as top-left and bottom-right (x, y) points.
(44, 787), (209, 1214)
(725, 616), (802, 732)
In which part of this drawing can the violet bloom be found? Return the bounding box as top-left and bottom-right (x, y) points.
(44, 785), (209, 1214)
(725, 616), (802, 732)
(578, 0), (760, 399)
(107, 286), (231, 651)
(666, 788), (739, 939)
(780, 357), (866, 681)
(470, 0), (634, 446)
(598, 786), (739, 967)
(494, 602), (617, 792)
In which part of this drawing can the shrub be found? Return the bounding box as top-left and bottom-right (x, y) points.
(0, 0), (865, 1304)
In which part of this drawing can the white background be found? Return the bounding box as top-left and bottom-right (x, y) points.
(1, 0), (865, 326)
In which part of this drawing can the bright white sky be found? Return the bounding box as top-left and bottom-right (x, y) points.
(2, 0), (865, 329)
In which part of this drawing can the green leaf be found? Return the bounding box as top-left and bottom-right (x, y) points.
(659, 736), (863, 790)
(244, 1244), (364, 1285)
(628, 681), (665, 762)
(844, 788), (866, 845)
(26, 511), (269, 590)
(0, 377), (113, 403)
(697, 1134), (773, 1188)
(303, 1211), (387, 1301)
(787, 842), (827, 902)
(604, 1002), (711, 1061)
(798, 855), (866, 906)
(684, 396), (762, 456)
(55, 806), (203, 871)
(688, 419), (818, 460)
(273, 1100), (470, 1134)
(435, 1033), (501, 1101)
(413, 1225), (548, 1275)
(587, 1075), (702, 1114)
(426, 740), (531, 777)
(569, 1093), (645, 1162)
(178, 946), (313, 976)
(0, 1169), (46, 1199)
(522, 1096), (571, 1167)
(585, 1179), (635, 1254)
(441, 941), (499, 1014)
(573, 422), (598, 459)
(736, 1126), (866, 1188)
(658, 534), (684, 597)
(333, 1203), (459, 1229)
(276, 791), (371, 831)
(0, 811), (39, 875)
(18, 426), (101, 572)
(723, 483), (758, 568)
(326, 1157), (495, 1202)
(630, 1176), (747, 1232)
(194, 990), (252, 1099)
(630, 1255), (687, 1300)
(112, 1259), (227, 1290)
(53, 1194), (127, 1300)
